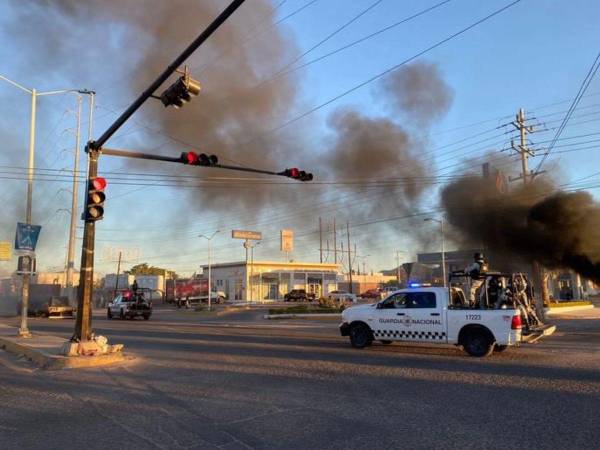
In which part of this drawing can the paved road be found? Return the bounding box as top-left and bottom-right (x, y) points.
(0, 305), (598, 449)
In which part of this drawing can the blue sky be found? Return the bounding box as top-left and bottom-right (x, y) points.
(1, 0), (599, 277)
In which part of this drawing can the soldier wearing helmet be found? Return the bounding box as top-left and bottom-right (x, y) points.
(465, 253), (488, 306)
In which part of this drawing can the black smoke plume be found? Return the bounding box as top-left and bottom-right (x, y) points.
(441, 174), (600, 283)
(322, 62), (453, 218)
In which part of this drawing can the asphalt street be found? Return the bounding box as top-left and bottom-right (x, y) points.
(0, 305), (598, 450)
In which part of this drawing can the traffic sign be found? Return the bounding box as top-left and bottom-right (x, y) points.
(0, 241), (11, 261)
(231, 230), (262, 240)
(14, 222), (42, 251)
(17, 255), (36, 275)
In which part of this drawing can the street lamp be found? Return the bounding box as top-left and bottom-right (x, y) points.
(199, 231), (220, 310)
(424, 218), (446, 288)
(0, 74), (94, 337)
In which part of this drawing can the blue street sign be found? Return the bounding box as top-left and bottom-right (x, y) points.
(14, 222), (42, 251)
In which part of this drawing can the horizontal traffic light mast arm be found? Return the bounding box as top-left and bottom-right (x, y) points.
(90, 0), (246, 150)
(100, 147), (312, 180)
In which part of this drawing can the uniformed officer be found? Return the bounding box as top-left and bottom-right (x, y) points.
(465, 253), (488, 307)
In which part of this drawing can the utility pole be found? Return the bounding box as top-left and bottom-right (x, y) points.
(319, 217), (323, 263)
(66, 95), (82, 288)
(510, 108), (535, 184)
(66, 91), (95, 289)
(200, 230), (219, 309)
(396, 250), (401, 286)
(18, 88), (37, 338)
(347, 221), (353, 294)
(113, 251), (122, 299)
(333, 217), (337, 265)
(511, 108), (548, 318)
(0, 75), (93, 337)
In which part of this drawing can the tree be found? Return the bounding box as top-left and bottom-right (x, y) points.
(126, 263), (178, 279)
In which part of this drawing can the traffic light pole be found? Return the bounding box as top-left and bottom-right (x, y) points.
(101, 147), (293, 177)
(71, 0), (312, 341)
(71, 0), (247, 341)
(73, 147), (99, 341)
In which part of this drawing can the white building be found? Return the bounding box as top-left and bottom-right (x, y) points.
(201, 261), (340, 301)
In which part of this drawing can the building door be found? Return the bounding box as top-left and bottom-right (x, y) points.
(234, 279), (243, 300)
(268, 283), (279, 300)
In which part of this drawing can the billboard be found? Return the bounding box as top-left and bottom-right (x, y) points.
(280, 229), (294, 252)
(231, 230), (262, 240)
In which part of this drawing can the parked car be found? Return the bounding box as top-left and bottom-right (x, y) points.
(284, 289), (316, 302)
(107, 290), (152, 320)
(360, 288), (385, 299)
(328, 290), (358, 303)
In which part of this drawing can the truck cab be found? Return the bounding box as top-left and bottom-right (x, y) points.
(340, 285), (555, 357)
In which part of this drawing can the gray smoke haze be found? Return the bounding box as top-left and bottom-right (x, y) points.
(2, 1), (454, 226)
(441, 174), (600, 283)
(323, 61), (453, 218)
(378, 61), (453, 126)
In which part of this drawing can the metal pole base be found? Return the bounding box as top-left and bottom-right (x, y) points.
(18, 328), (32, 338)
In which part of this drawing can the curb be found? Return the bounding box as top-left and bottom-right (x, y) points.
(263, 313), (342, 320)
(544, 304), (595, 315)
(0, 336), (128, 369)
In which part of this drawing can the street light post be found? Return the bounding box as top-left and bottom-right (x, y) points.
(425, 218), (446, 288)
(250, 241), (260, 302)
(66, 90), (95, 289)
(200, 231), (219, 310)
(0, 74), (94, 337)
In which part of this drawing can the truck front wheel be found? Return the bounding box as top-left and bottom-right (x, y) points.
(463, 331), (494, 357)
(349, 323), (373, 349)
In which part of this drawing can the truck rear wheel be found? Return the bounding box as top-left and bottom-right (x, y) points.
(463, 331), (494, 357)
(349, 323), (373, 349)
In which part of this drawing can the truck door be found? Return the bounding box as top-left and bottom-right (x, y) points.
(403, 291), (446, 342)
(371, 293), (410, 341)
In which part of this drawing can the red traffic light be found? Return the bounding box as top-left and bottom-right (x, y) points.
(280, 167), (312, 181)
(186, 151), (199, 164)
(92, 177), (107, 190)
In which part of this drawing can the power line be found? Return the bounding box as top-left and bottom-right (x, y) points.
(232, 0), (522, 151)
(534, 50), (600, 174)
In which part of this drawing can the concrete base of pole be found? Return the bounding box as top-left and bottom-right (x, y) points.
(17, 328), (32, 338)
(1, 325), (128, 369)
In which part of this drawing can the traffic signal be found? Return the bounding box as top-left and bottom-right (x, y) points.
(160, 74), (201, 108)
(180, 151), (219, 167)
(85, 177), (107, 221)
(280, 167), (313, 181)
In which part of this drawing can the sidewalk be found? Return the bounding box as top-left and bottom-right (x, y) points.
(546, 306), (600, 319)
(0, 324), (128, 369)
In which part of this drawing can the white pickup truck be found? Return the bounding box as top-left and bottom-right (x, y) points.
(339, 286), (556, 357)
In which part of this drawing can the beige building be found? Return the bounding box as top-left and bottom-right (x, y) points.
(201, 261), (340, 301)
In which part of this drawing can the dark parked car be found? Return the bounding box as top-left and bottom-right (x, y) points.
(284, 289), (316, 302)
